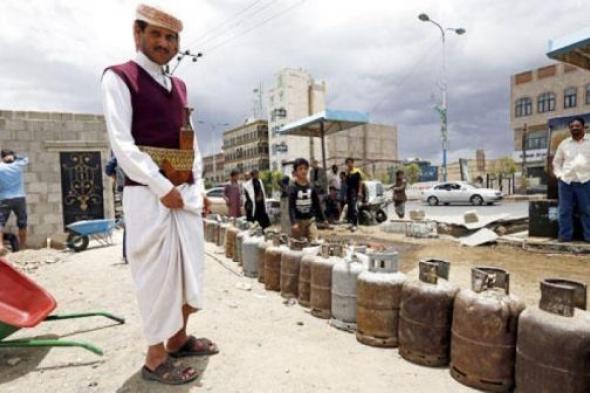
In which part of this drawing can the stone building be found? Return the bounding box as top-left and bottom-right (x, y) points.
(267, 68), (326, 172)
(510, 62), (590, 185)
(0, 110), (113, 248)
(202, 152), (225, 185)
(325, 123), (398, 180)
(222, 119), (269, 177)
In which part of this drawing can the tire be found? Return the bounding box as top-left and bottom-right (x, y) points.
(470, 194), (484, 206)
(67, 233), (89, 252)
(427, 196), (439, 206)
(359, 210), (372, 226)
(375, 209), (387, 223)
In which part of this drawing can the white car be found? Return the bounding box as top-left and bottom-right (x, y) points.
(205, 186), (279, 219)
(421, 181), (503, 206)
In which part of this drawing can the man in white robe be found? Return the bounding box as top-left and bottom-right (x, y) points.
(101, 4), (217, 385)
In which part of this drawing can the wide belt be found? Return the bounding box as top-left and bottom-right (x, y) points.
(125, 146), (195, 187)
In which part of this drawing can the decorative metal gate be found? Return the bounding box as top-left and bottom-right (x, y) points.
(60, 151), (104, 227)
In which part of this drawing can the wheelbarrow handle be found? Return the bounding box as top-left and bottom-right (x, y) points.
(0, 338), (104, 356)
(45, 312), (125, 325)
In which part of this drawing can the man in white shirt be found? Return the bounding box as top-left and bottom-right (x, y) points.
(101, 4), (216, 385)
(552, 116), (590, 242)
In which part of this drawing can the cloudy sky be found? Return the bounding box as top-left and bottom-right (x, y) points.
(1, 0), (588, 162)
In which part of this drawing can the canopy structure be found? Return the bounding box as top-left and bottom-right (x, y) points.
(278, 109), (369, 173)
(547, 27), (590, 70)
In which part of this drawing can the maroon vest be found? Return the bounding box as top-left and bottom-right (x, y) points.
(106, 61), (187, 149)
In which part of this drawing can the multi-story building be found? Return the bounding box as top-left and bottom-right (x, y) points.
(325, 123), (398, 180)
(267, 68), (326, 172)
(202, 152), (225, 185)
(222, 119), (269, 177)
(510, 62), (590, 185)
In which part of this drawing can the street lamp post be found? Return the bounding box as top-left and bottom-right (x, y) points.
(418, 13), (465, 182)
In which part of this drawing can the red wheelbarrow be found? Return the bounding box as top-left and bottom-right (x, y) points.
(0, 257), (124, 356)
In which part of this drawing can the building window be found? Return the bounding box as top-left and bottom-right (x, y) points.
(515, 97), (532, 117)
(564, 87), (577, 108)
(537, 92), (555, 113)
(586, 84), (590, 105)
(525, 134), (548, 150)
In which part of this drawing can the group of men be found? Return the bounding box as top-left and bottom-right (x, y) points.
(223, 168), (271, 228)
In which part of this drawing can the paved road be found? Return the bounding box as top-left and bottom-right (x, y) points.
(388, 200), (528, 220)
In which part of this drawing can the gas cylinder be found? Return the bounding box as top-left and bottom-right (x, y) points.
(241, 228), (264, 278)
(280, 239), (308, 298)
(399, 259), (459, 366)
(450, 267), (525, 392)
(264, 235), (288, 291)
(210, 219), (220, 245)
(310, 243), (344, 319)
(356, 249), (406, 347)
(218, 219), (231, 248)
(234, 221), (251, 264)
(330, 248), (367, 331)
(515, 279), (590, 393)
(256, 232), (276, 283)
(225, 222), (239, 259)
(203, 218), (212, 242)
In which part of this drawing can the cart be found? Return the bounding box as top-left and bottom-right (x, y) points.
(66, 219), (119, 252)
(0, 257), (124, 356)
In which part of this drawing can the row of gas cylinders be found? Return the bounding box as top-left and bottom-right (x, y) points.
(203, 216), (590, 393)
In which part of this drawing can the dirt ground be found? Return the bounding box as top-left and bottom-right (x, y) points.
(1, 227), (589, 393)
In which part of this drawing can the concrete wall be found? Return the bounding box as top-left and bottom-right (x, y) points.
(0, 110), (113, 248)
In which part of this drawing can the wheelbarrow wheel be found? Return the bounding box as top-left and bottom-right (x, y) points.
(67, 233), (89, 252)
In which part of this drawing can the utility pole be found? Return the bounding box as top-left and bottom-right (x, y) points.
(521, 123), (528, 189)
(418, 13), (466, 182)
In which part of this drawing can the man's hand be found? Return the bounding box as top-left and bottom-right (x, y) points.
(203, 196), (211, 216)
(292, 223), (299, 233)
(160, 187), (184, 209)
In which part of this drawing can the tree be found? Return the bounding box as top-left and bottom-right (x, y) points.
(403, 163), (422, 184)
(259, 170), (284, 195)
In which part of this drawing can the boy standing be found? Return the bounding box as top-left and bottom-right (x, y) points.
(288, 158), (324, 242)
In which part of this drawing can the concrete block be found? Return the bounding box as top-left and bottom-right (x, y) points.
(28, 112), (50, 120)
(49, 184), (62, 193)
(48, 193), (62, 203)
(464, 210), (479, 224)
(6, 119), (25, 131)
(16, 130), (33, 141)
(43, 214), (61, 225)
(26, 193), (41, 204)
(0, 110), (14, 119)
(28, 182), (48, 194)
(13, 111), (28, 119)
(73, 113), (98, 122)
(26, 214), (41, 225)
(0, 130), (15, 141)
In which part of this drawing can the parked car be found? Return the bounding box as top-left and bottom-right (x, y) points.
(205, 187), (228, 216)
(421, 181), (503, 206)
(205, 186), (279, 219)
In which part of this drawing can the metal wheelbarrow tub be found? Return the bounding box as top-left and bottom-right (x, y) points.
(0, 258), (124, 355)
(66, 219), (117, 252)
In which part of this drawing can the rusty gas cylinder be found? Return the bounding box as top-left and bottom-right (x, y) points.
(256, 232), (276, 284)
(330, 247), (367, 332)
(310, 243), (344, 319)
(234, 221), (251, 264)
(264, 235), (288, 291)
(242, 228), (264, 278)
(450, 267), (525, 392)
(399, 259), (459, 366)
(356, 249), (406, 347)
(280, 239), (308, 298)
(298, 243), (330, 308)
(210, 219), (220, 245)
(515, 279), (590, 393)
(225, 223), (239, 259)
